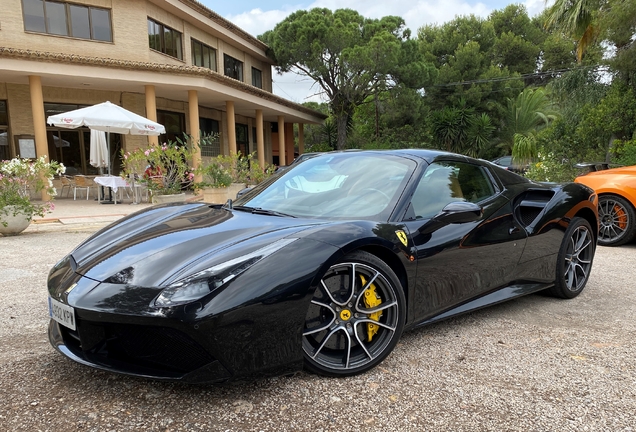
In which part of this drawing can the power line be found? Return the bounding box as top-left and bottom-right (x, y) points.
(431, 65), (609, 87)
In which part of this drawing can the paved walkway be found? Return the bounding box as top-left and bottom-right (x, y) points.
(25, 192), (201, 233)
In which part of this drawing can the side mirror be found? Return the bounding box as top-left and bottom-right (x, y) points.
(432, 201), (482, 224)
(236, 187), (253, 199)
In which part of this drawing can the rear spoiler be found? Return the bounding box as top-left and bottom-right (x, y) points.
(574, 162), (613, 173)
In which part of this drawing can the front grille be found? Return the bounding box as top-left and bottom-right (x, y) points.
(61, 319), (214, 375)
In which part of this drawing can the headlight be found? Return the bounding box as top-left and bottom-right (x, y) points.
(153, 238), (298, 307)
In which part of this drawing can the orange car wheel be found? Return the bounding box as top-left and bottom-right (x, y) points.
(598, 195), (636, 246)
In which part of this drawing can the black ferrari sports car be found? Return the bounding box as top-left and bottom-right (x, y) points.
(47, 150), (599, 383)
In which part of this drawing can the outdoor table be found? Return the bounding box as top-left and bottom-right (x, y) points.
(94, 176), (129, 204)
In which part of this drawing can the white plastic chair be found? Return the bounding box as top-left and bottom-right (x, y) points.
(59, 175), (75, 198)
(73, 175), (96, 200)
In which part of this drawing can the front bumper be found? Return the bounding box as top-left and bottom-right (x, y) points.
(48, 318), (232, 383)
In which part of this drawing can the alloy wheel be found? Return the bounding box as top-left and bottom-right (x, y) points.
(302, 257), (403, 375)
(598, 197), (630, 245)
(563, 225), (594, 292)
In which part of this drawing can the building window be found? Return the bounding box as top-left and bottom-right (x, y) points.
(157, 110), (186, 144)
(191, 39), (216, 71)
(224, 54), (243, 81)
(200, 117), (220, 157)
(22, 0), (112, 42)
(0, 101), (9, 160)
(251, 67), (262, 89)
(236, 123), (249, 155)
(147, 18), (182, 60)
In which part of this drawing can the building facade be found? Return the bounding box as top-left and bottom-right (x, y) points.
(0, 0), (325, 177)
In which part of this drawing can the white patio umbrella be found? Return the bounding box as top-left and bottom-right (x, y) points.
(46, 101), (165, 175)
(89, 129), (108, 172)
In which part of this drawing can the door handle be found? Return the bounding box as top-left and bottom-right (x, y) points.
(509, 226), (520, 235)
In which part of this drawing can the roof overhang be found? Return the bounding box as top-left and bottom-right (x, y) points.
(0, 47), (326, 124)
(150, 0), (272, 64)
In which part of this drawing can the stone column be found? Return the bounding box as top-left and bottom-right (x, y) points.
(298, 123), (305, 155)
(188, 90), (202, 186)
(226, 101), (237, 155)
(28, 75), (50, 200)
(285, 123), (294, 164)
(256, 109), (264, 169)
(145, 85), (158, 146)
(277, 116), (285, 166)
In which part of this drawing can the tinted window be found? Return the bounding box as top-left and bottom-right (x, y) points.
(147, 18), (182, 60)
(45, 1), (68, 36)
(22, 0), (112, 41)
(200, 118), (220, 157)
(224, 54), (243, 81)
(69, 4), (90, 39)
(91, 8), (112, 42)
(157, 110), (185, 144)
(192, 39), (216, 70)
(0, 101), (8, 160)
(252, 67), (262, 88)
(23, 0), (46, 32)
(409, 161), (495, 219)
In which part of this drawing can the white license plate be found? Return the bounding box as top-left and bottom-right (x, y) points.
(48, 297), (76, 331)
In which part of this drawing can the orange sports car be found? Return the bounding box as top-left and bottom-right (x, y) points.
(575, 164), (636, 246)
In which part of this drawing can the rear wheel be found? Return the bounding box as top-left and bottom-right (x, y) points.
(548, 217), (595, 299)
(302, 251), (405, 377)
(598, 195), (636, 246)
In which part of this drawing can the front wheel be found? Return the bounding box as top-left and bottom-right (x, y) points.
(548, 217), (596, 299)
(302, 251), (405, 377)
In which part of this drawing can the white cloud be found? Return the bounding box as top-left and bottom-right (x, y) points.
(226, 8), (295, 37)
(311, 0), (492, 32)
(228, 1), (497, 36)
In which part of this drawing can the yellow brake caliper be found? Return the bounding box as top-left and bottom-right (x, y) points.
(360, 275), (382, 342)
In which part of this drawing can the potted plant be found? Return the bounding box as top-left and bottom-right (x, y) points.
(0, 156), (65, 236)
(246, 155), (277, 186)
(195, 155), (233, 204)
(122, 136), (196, 204)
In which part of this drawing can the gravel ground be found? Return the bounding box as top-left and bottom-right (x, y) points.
(1, 227), (635, 431)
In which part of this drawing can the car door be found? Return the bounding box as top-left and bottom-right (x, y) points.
(401, 160), (528, 323)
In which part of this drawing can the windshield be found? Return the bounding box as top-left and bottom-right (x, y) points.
(233, 152), (416, 220)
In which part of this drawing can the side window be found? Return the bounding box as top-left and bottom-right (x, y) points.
(408, 161), (495, 219)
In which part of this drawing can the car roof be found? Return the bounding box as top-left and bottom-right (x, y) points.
(313, 148), (465, 163)
(307, 149), (531, 185)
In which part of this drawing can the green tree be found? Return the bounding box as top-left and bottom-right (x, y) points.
(429, 100), (495, 157)
(499, 87), (559, 162)
(260, 8), (434, 150)
(602, 0), (636, 84)
(544, 0), (600, 62)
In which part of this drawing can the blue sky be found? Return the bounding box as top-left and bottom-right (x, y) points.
(199, 0), (551, 102)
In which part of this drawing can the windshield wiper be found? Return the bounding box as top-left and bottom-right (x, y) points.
(233, 206), (296, 218)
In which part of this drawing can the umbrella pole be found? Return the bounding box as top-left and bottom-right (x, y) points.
(107, 130), (111, 176)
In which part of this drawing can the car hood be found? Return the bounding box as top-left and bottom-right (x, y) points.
(581, 165), (636, 178)
(70, 203), (327, 286)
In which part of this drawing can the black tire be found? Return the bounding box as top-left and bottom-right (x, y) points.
(302, 251), (406, 377)
(548, 217), (596, 299)
(598, 195), (636, 246)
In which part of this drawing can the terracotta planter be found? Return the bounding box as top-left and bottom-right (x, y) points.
(202, 187), (229, 204)
(151, 192), (187, 205)
(0, 206), (32, 236)
(228, 183), (247, 200)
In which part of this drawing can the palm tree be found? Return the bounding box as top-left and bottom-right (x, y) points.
(430, 101), (494, 157)
(544, 0), (601, 61)
(499, 87), (559, 163)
